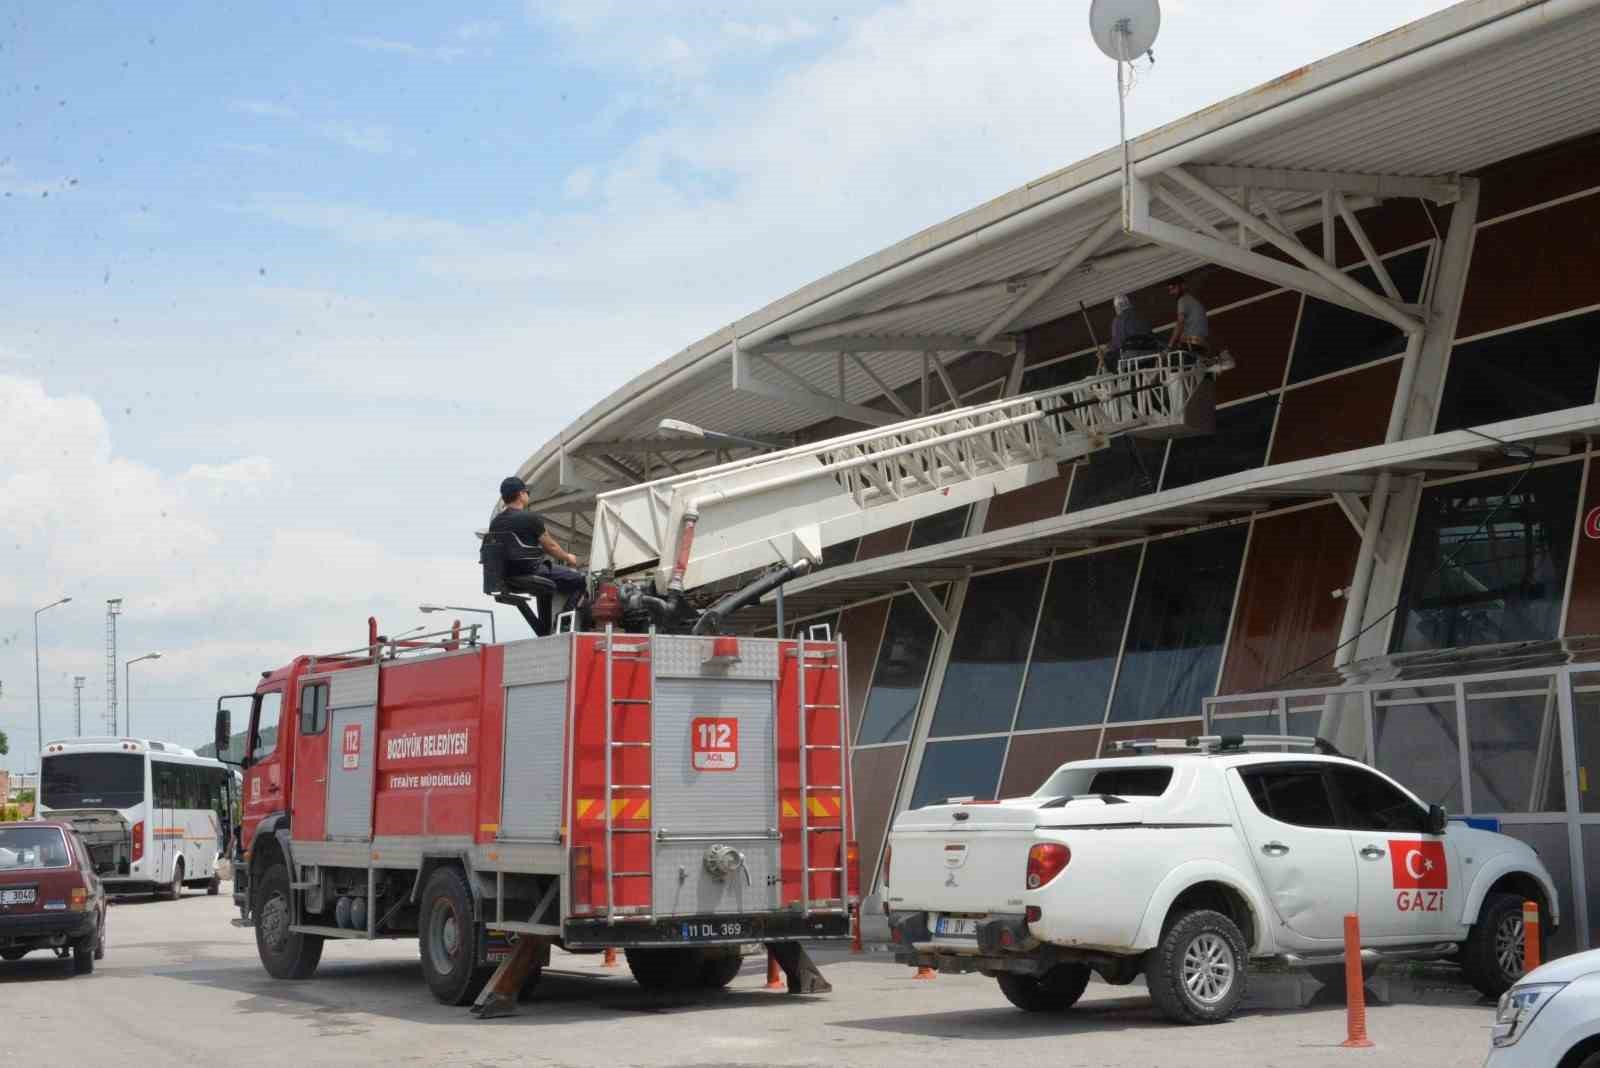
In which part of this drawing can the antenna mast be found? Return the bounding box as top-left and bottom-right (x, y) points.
(105, 599), (122, 735)
(1089, 0), (1161, 230)
(72, 675), (85, 737)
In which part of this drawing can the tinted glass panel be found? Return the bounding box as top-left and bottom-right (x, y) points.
(1438, 310), (1600, 431)
(1573, 688), (1600, 813)
(908, 506), (970, 550)
(1287, 247), (1429, 384)
(910, 737), (1008, 809)
(1109, 526), (1249, 723)
(1466, 694), (1568, 813)
(1160, 396), (1276, 491)
(1374, 702), (1462, 811)
(41, 753), (145, 810)
(1390, 463), (1580, 652)
(821, 538), (859, 569)
(1022, 357), (1089, 393)
(1332, 767), (1425, 832)
(1243, 768), (1339, 828)
(1066, 437), (1166, 513)
(857, 595), (939, 746)
(1016, 547), (1141, 730)
(930, 566), (1046, 737)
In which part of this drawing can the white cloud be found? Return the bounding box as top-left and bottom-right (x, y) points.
(310, 120), (395, 154)
(453, 19), (501, 42)
(563, 166), (596, 199)
(230, 98), (296, 118)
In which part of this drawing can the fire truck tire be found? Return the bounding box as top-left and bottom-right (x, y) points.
(625, 947), (704, 990)
(419, 866), (491, 1006)
(255, 862), (325, 980)
(699, 949), (744, 989)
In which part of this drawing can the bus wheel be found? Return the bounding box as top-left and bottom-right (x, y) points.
(254, 862), (324, 980)
(419, 866), (491, 1006)
(162, 859), (184, 901)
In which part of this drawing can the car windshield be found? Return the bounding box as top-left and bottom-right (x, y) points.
(42, 753), (145, 811)
(0, 827), (72, 871)
(1032, 765), (1174, 799)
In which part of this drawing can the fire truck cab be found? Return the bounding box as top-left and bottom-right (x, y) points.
(219, 620), (857, 1010)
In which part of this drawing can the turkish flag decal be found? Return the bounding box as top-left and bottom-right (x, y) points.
(1389, 840), (1447, 889)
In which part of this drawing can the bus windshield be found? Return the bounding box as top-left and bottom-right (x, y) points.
(41, 753), (145, 810)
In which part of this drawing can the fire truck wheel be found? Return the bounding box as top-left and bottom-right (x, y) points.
(419, 866), (491, 1006)
(625, 947), (704, 990)
(699, 949), (744, 989)
(254, 863), (324, 980)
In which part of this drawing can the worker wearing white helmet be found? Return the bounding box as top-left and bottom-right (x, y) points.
(1108, 293), (1151, 358)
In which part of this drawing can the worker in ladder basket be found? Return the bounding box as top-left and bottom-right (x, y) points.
(1108, 293), (1160, 364)
(489, 476), (587, 626)
(1165, 276), (1210, 355)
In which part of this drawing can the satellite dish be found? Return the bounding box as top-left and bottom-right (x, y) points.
(1089, 0), (1161, 62)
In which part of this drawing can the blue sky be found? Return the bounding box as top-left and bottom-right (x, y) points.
(0, 0), (1457, 771)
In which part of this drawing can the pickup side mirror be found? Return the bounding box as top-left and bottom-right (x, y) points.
(214, 707), (232, 759)
(1427, 803), (1448, 836)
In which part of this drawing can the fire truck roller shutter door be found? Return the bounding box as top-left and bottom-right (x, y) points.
(501, 681), (566, 841)
(652, 677), (779, 917)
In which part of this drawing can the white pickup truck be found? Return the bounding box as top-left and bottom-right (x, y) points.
(883, 735), (1559, 1024)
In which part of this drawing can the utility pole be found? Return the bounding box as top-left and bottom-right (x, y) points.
(105, 599), (122, 735)
(72, 676), (85, 736)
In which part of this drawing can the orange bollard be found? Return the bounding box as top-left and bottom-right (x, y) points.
(1524, 901), (1542, 972)
(851, 905), (864, 955)
(602, 946), (618, 968)
(764, 947), (785, 990)
(913, 960), (937, 981)
(1340, 913), (1374, 1049)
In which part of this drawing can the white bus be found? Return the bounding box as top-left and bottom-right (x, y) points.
(38, 738), (234, 899)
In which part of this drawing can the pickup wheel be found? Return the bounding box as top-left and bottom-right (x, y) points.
(418, 866), (492, 1006)
(1461, 892), (1539, 998)
(996, 965), (1092, 1012)
(1146, 909), (1248, 1025)
(625, 947), (704, 990)
(254, 862), (324, 980)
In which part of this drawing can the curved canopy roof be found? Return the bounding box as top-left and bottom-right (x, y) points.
(512, 0), (1600, 544)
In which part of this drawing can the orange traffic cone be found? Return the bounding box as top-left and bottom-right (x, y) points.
(1340, 914), (1374, 1049)
(765, 947), (785, 990)
(602, 947), (618, 968)
(913, 962), (936, 980)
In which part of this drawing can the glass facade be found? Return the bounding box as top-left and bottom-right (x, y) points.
(1016, 547), (1142, 730)
(907, 506), (971, 550)
(1391, 463), (1582, 652)
(1287, 247), (1429, 384)
(1161, 396), (1276, 490)
(1066, 437), (1165, 512)
(1438, 309), (1600, 431)
(1373, 699), (1463, 811)
(930, 565), (1046, 737)
(856, 595), (940, 746)
(910, 737), (1007, 809)
(1110, 526), (1250, 722)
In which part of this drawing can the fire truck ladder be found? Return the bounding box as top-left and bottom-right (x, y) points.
(795, 631), (848, 916)
(590, 350), (1229, 594)
(602, 625), (654, 923)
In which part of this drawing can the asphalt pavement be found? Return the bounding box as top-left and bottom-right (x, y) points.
(2, 886), (1499, 1066)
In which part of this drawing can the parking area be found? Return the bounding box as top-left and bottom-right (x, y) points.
(0, 887), (1509, 1066)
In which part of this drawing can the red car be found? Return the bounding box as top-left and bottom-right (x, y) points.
(0, 821), (108, 974)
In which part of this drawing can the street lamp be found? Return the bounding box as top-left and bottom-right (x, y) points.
(418, 604), (495, 644)
(124, 653), (162, 737)
(657, 418), (781, 452)
(33, 596), (71, 779)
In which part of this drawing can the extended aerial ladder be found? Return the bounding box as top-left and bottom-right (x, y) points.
(588, 348), (1231, 604)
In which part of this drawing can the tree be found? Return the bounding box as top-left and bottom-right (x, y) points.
(0, 727), (8, 756)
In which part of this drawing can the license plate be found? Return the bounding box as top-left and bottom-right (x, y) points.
(0, 888), (36, 908)
(679, 920), (745, 941)
(936, 916), (977, 937)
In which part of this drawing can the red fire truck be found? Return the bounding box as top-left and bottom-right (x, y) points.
(217, 619), (856, 1009)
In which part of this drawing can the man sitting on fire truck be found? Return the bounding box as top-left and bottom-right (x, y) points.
(490, 476), (587, 613)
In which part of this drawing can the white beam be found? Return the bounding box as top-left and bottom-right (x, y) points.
(1333, 491), (1368, 534)
(848, 353), (916, 418)
(1165, 166), (1421, 334)
(975, 213), (1122, 343)
(1152, 181), (1227, 240)
(1189, 165), (1459, 203)
(909, 581), (957, 636)
(787, 281), (1025, 346)
(1137, 215), (1404, 322)
(731, 342), (900, 427)
(930, 353), (960, 407)
(756, 334), (1008, 355)
(1322, 192), (1336, 266)
(1334, 192), (1401, 300)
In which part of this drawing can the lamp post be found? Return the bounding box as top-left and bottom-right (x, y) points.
(657, 418), (781, 452)
(418, 604), (495, 644)
(124, 653), (162, 737)
(33, 596), (71, 778)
